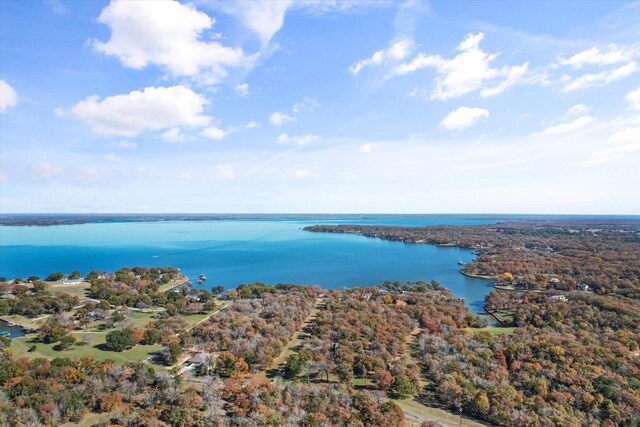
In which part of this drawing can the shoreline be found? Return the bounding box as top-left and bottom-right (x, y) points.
(458, 270), (496, 280)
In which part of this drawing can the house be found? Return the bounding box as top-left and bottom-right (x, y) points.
(62, 278), (83, 285)
(394, 300), (407, 307)
(549, 295), (568, 302)
(188, 352), (212, 367)
(547, 278), (560, 284)
(577, 283), (591, 292)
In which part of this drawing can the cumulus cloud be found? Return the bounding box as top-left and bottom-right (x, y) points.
(200, 126), (228, 140)
(207, 0), (387, 46)
(67, 85), (211, 137)
(563, 62), (638, 92)
(395, 33), (529, 100)
(211, 0), (292, 46)
(92, 0), (253, 82)
(246, 121), (260, 129)
(626, 87), (640, 110)
(270, 111), (295, 126)
(542, 116), (594, 135)
(0, 80), (18, 113)
(292, 97), (320, 113)
(277, 133), (319, 146)
(440, 107), (489, 132)
(215, 164), (236, 181)
(349, 39), (414, 75)
(162, 127), (187, 143)
(235, 83), (249, 97)
(558, 45), (632, 69)
(567, 104), (590, 115)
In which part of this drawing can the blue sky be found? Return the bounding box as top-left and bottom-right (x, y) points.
(0, 0), (639, 214)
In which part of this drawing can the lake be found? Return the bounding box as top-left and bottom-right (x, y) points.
(0, 215), (499, 314)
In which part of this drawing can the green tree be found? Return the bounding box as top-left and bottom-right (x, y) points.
(55, 335), (76, 351)
(143, 328), (162, 345)
(46, 272), (64, 282)
(105, 328), (136, 352)
(283, 353), (308, 379)
(392, 374), (418, 398)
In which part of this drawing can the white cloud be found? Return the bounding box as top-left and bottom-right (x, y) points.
(292, 97), (320, 113)
(563, 62), (638, 92)
(0, 80), (18, 113)
(103, 153), (120, 162)
(480, 62), (529, 97)
(584, 122), (640, 165)
(67, 85), (211, 137)
(567, 104), (590, 115)
(200, 126), (228, 140)
(395, 33), (529, 100)
(349, 39), (414, 75)
(440, 107), (489, 132)
(215, 164), (236, 181)
(235, 83), (249, 97)
(270, 111), (295, 126)
(92, 0), (252, 81)
(162, 127), (187, 143)
(542, 116), (594, 135)
(212, 0), (292, 46)
(208, 0), (387, 46)
(110, 140), (137, 149)
(626, 87), (640, 110)
(246, 121), (260, 129)
(359, 143), (374, 153)
(277, 133), (319, 146)
(558, 45), (632, 69)
(293, 169), (319, 179)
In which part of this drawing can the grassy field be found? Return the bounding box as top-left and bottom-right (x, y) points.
(483, 326), (516, 335)
(0, 313), (48, 329)
(395, 399), (488, 427)
(494, 311), (515, 324)
(61, 411), (109, 427)
(157, 276), (189, 293)
(10, 332), (162, 364)
(48, 281), (93, 302)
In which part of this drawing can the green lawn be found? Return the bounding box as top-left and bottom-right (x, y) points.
(11, 331), (162, 365)
(61, 411), (109, 427)
(483, 326), (516, 336)
(494, 311), (515, 324)
(395, 399), (488, 427)
(0, 314), (48, 330)
(48, 281), (93, 303)
(157, 276), (189, 293)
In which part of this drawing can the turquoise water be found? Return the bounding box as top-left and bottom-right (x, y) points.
(0, 217), (497, 314)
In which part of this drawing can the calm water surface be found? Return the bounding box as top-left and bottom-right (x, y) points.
(0, 217), (498, 314)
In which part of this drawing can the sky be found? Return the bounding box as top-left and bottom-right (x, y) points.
(0, 0), (639, 214)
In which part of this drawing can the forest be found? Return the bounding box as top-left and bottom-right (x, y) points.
(305, 221), (640, 296)
(1, 217), (640, 426)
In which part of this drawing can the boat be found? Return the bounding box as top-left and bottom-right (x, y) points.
(457, 257), (466, 266)
(199, 274), (207, 281)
